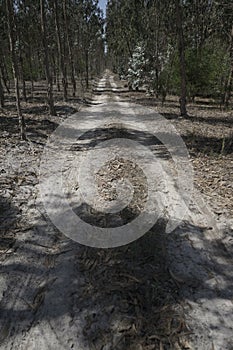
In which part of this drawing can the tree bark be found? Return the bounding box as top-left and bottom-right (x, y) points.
(6, 0), (26, 140)
(224, 25), (233, 109)
(0, 54), (10, 93)
(0, 44), (5, 107)
(175, 0), (187, 116)
(63, 0), (76, 97)
(0, 76), (4, 108)
(40, 0), (56, 116)
(19, 41), (27, 102)
(85, 50), (89, 89)
(28, 46), (34, 99)
(54, 0), (68, 101)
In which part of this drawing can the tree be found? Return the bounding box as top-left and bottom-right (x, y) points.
(127, 43), (148, 90)
(0, 38), (5, 107)
(40, 0), (56, 115)
(63, 0), (76, 97)
(106, 0), (232, 110)
(0, 73), (4, 108)
(106, 0), (145, 76)
(6, 0), (26, 140)
(223, 24), (233, 109)
(175, 0), (187, 116)
(80, 0), (104, 88)
(54, 0), (68, 101)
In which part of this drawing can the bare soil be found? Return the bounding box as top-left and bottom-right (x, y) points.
(0, 72), (232, 350)
(114, 86), (233, 221)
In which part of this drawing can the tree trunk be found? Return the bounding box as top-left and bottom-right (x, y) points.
(1, 68), (10, 93)
(40, 0), (56, 116)
(22, 79), (27, 102)
(224, 25), (233, 109)
(0, 76), (4, 108)
(0, 45), (5, 107)
(162, 51), (176, 105)
(28, 47), (34, 99)
(52, 53), (61, 92)
(63, 0), (76, 97)
(6, 0), (26, 140)
(85, 50), (89, 89)
(56, 71), (60, 92)
(54, 0), (68, 101)
(19, 45), (27, 102)
(155, 67), (159, 98)
(0, 55), (10, 93)
(175, 0), (187, 117)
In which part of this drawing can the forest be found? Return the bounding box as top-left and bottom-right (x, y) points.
(0, 1), (232, 350)
(106, 0), (233, 113)
(0, 0), (232, 131)
(0, 0), (105, 138)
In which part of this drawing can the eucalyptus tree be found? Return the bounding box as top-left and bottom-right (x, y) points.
(0, 0), (10, 97)
(0, 0), (104, 130)
(224, 24), (233, 109)
(6, 0), (26, 139)
(54, 0), (68, 101)
(106, 0), (145, 76)
(0, 37), (5, 108)
(106, 0), (233, 111)
(77, 0), (104, 88)
(40, 0), (56, 115)
(0, 68), (4, 107)
(63, 0), (76, 97)
(175, 0), (187, 116)
(143, 0), (175, 98)
(0, 2), (6, 107)
(215, 0), (233, 109)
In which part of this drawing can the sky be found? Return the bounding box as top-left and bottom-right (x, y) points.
(99, 0), (107, 17)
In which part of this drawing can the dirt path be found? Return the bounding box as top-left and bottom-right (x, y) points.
(99, 72), (233, 349)
(0, 71), (232, 350)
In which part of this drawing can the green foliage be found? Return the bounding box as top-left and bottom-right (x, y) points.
(127, 43), (149, 90)
(0, 0), (105, 88)
(106, 0), (232, 105)
(157, 40), (230, 99)
(185, 42), (230, 98)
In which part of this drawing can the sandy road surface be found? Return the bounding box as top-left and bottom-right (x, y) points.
(0, 71), (232, 350)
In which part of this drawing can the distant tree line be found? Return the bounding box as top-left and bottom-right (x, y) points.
(0, 0), (105, 139)
(106, 0), (233, 115)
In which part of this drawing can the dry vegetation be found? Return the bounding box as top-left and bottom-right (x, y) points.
(0, 77), (232, 350)
(117, 90), (233, 220)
